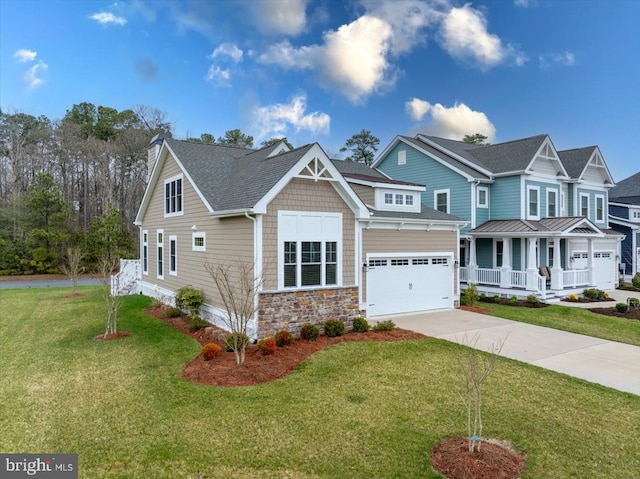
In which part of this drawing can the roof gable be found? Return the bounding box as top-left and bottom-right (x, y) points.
(558, 146), (614, 185)
(524, 136), (568, 178)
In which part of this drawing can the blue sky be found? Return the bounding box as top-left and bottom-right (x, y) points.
(1, 0), (639, 182)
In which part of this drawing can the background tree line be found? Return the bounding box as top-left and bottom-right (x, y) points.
(0, 102), (383, 275)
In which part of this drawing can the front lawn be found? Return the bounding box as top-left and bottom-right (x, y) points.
(1, 287), (639, 478)
(478, 302), (640, 346)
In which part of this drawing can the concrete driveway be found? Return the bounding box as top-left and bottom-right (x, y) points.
(392, 308), (640, 396)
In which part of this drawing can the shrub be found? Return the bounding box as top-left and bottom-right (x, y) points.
(164, 306), (183, 318)
(175, 286), (204, 317)
(225, 332), (250, 352)
(257, 337), (277, 355)
(189, 315), (210, 331)
(300, 322), (319, 341)
(352, 317), (370, 333)
(324, 318), (345, 337)
(373, 319), (396, 331)
(629, 297), (640, 308)
(462, 283), (479, 307)
(509, 296), (518, 305)
(567, 294), (579, 302)
(615, 303), (629, 313)
(526, 294), (538, 304)
(632, 272), (640, 289)
(479, 293), (486, 300)
(583, 288), (602, 300)
(274, 330), (294, 347)
(201, 342), (221, 361)
(493, 295), (501, 303)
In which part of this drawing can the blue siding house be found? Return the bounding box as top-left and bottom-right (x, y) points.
(608, 172), (640, 278)
(374, 134), (623, 299)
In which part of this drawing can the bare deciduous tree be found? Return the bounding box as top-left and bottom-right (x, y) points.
(61, 246), (84, 293)
(97, 255), (123, 338)
(203, 259), (262, 365)
(458, 334), (504, 453)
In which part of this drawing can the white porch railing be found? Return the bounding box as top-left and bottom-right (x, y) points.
(476, 267), (500, 286)
(562, 269), (590, 288)
(459, 267), (469, 282)
(510, 270), (527, 288)
(111, 259), (141, 296)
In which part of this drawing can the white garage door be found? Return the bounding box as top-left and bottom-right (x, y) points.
(571, 251), (615, 290)
(366, 255), (453, 317)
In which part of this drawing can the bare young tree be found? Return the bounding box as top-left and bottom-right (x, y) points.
(458, 334), (504, 453)
(60, 246), (84, 294)
(203, 259), (262, 365)
(97, 255), (123, 338)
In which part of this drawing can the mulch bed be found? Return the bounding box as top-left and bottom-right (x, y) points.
(479, 297), (548, 308)
(431, 437), (525, 479)
(588, 307), (640, 321)
(564, 297), (615, 303)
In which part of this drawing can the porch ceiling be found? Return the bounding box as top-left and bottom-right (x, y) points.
(469, 217), (606, 238)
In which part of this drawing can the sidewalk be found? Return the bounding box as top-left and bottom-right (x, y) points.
(392, 308), (640, 396)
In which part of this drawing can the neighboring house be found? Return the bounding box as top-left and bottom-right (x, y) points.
(130, 135), (465, 339)
(608, 171), (640, 278)
(373, 134), (623, 299)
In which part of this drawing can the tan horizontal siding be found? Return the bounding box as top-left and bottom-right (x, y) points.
(262, 178), (356, 290)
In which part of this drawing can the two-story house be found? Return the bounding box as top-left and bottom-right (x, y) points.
(608, 171), (640, 279)
(127, 135), (465, 339)
(373, 134), (623, 299)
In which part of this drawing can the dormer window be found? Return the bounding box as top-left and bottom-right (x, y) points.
(384, 193), (393, 205)
(376, 189), (421, 212)
(405, 195), (413, 206)
(395, 194), (404, 205)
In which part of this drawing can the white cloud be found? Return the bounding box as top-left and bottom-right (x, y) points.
(210, 43), (244, 63)
(24, 61), (48, 90)
(514, 0), (537, 7)
(439, 4), (525, 70)
(405, 97), (432, 121)
(254, 0), (307, 36)
(251, 93), (330, 138)
(409, 99), (496, 143)
(13, 49), (37, 63)
(205, 65), (231, 86)
(90, 12), (127, 25)
(539, 51), (576, 70)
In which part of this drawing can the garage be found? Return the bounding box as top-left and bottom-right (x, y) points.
(366, 254), (454, 317)
(571, 251), (616, 290)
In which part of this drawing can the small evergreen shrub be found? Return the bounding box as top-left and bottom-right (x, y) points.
(324, 318), (345, 337)
(583, 288), (601, 300)
(493, 295), (501, 303)
(225, 332), (250, 352)
(352, 317), (370, 333)
(462, 283), (479, 307)
(274, 330), (294, 347)
(257, 337), (277, 355)
(526, 294), (539, 304)
(201, 342), (221, 361)
(175, 286), (204, 317)
(373, 319), (396, 331)
(189, 315), (210, 331)
(300, 322), (319, 341)
(479, 293), (486, 300)
(629, 297), (640, 308)
(632, 272), (640, 289)
(164, 306), (183, 318)
(509, 296), (518, 305)
(615, 303), (629, 313)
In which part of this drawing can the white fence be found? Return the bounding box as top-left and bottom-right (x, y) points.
(562, 269), (590, 288)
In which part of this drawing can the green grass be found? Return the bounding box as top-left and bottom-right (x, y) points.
(478, 302), (640, 346)
(1, 287), (639, 478)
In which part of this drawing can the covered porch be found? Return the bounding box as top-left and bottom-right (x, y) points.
(459, 218), (616, 300)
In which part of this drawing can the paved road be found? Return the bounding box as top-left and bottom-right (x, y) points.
(0, 278), (102, 289)
(392, 308), (640, 396)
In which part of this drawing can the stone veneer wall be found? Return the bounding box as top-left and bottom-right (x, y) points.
(257, 287), (361, 339)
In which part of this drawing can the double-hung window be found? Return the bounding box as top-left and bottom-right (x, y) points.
(434, 189), (450, 213)
(527, 186), (540, 220)
(595, 195), (605, 222)
(580, 193), (590, 218)
(169, 235), (177, 276)
(164, 175), (183, 216)
(142, 230), (149, 275)
(157, 230), (164, 279)
(547, 190), (557, 217)
(477, 187), (488, 208)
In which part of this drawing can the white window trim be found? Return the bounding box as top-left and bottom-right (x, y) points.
(547, 189), (558, 217)
(142, 229), (149, 275)
(376, 189), (420, 212)
(277, 211), (342, 290)
(192, 231), (206, 252)
(580, 192), (590, 219)
(156, 229), (164, 280)
(477, 186), (489, 208)
(526, 185), (540, 220)
(595, 194), (605, 222)
(169, 235), (177, 276)
(163, 174), (184, 218)
(397, 150), (406, 165)
(493, 239), (504, 268)
(434, 188), (450, 214)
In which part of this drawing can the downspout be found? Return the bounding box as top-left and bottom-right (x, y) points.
(245, 211), (260, 341)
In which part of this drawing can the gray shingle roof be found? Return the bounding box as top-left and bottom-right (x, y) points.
(422, 134), (548, 174)
(609, 171), (640, 204)
(165, 138), (312, 212)
(557, 146), (596, 179)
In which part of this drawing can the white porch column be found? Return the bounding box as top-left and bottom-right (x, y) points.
(468, 237), (477, 283)
(587, 238), (595, 286)
(500, 237), (512, 288)
(550, 238), (563, 290)
(526, 237), (538, 291)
